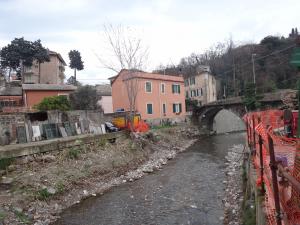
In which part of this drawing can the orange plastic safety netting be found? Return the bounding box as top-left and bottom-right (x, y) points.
(245, 110), (300, 225)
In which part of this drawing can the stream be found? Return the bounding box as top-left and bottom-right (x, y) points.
(54, 132), (245, 225)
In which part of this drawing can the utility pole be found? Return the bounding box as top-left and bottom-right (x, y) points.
(233, 57), (236, 96)
(252, 53), (256, 94)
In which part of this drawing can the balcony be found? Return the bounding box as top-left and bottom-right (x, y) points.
(23, 74), (39, 84)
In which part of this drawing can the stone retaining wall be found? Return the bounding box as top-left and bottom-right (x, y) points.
(0, 131), (125, 159)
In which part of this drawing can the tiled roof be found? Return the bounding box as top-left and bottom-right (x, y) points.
(111, 69), (184, 84)
(22, 84), (77, 91)
(48, 50), (67, 66)
(95, 84), (111, 96)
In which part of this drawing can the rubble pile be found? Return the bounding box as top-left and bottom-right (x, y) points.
(223, 145), (244, 225)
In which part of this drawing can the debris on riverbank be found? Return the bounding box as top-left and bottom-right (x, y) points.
(0, 125), (199, 225)
(223, 144), (245, 225)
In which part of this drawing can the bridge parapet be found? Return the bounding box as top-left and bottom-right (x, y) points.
(194, 89), (295, 132)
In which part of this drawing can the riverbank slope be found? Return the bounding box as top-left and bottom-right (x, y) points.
(0, 125), (199, 225)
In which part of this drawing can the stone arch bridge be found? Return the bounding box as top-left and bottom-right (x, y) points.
(194, 90), (296, 132)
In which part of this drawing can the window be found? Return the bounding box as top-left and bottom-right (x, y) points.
(200, 88), (203, 96)
(190, 90), (196, 97)
(173, 103), (182, 114)
(185, 91), (189, 98)
(172, 84), (181, 94)
(184, 79), (189, 87)
(146, 103), (153, 114)
(190, 77), (195, 85)
(162, 103), (166, 115)
(196, 89), (199, 96)
(145, 81), (152, 93)
(161, 83), (165, 94)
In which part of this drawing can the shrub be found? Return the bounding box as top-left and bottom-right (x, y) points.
(68, 148), (81, 159)
(34, 95), (71, 111)
(14, 210), (30, 224)
(0, 157), (14, 170)
(36, 188), (52, 201)
(55, 181), (65, 194)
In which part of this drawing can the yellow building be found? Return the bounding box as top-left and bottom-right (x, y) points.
(184, 66), (217, 106)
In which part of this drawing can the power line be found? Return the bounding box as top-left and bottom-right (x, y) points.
(214, 44), (297, 79)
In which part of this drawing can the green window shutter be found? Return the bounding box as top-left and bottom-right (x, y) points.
(173, 104), (176, 113)
(179, 103), (182, 113)
(178, 85), (180, 93)
(147, 104), (153, 114)
(172, 85), (174, 93)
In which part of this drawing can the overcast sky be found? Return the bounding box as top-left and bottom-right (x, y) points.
(0, 0), (299, 84)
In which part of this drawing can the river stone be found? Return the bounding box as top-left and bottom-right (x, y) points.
(42, 155), (56, 163)
(47, 187), (56, 195)
(0, 177), (13, 185)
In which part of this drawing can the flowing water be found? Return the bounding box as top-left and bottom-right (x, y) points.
(54, 132), (245, 225)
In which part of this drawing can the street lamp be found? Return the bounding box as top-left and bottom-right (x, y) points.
(252, 53), (257, 93)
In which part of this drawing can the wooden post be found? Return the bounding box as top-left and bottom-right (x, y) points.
(268, 134), (282, 225)
(259, 135), (265, 194)
(249, 117), (252, 148)
(252, 115), (256, 151)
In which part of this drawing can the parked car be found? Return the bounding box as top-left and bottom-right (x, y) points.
(105, 122), (119, 133)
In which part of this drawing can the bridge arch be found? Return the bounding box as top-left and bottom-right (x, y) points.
(197, 106), (246, 132)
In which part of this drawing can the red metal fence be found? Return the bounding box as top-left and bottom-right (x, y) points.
(245, 110), (300, 225)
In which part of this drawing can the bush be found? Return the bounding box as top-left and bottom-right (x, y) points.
(34, 95), (71, 111)
(55, 181), (65, 194)
(69, 85), (100, 110)
(68, 148), (81, 159)
(36, 188), (53, 201)
(0, 157), (14, 170)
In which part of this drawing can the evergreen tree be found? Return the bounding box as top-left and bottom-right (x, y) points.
(68, 50), (84, 85)
(242, 83), (262, 111)
(0, 37), (49, 81)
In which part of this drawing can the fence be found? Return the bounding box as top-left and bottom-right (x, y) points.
(245, 110), (300, 225)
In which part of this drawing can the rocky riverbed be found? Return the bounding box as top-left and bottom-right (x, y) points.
(54, 132), (246, 225)
(0, 125), (199, 225)
(223, 143), (245, 225)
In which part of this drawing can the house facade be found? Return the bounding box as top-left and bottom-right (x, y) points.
(96, 84), (113, 114)
(110, 69), (186, 123)
(23, 50), (66, 84)
(184, 66), (217, 106)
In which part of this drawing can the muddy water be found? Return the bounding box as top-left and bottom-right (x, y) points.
(54, 132), (245, 225)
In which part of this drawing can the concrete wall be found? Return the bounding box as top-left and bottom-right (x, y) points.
(0, 113), (26, 145)
(0, 131), (124, 159)
(212, 109), (245, 134)
(0, 110), (114, 145)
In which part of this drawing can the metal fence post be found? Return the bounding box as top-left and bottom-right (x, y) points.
(246, 120), (250, 147)
(252, 115), (256, 151)
(259, 135), (265, 194)
(268, 134), (282, 225)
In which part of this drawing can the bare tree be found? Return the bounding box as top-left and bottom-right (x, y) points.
(98, 24), (148, 130)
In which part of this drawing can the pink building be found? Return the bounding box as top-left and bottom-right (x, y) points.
(110, 69), (186, 123)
